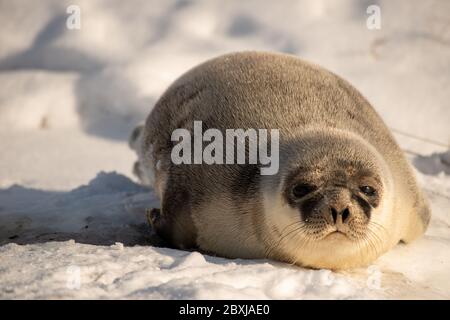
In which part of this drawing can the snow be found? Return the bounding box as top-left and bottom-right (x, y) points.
(0, 0), (449, 299)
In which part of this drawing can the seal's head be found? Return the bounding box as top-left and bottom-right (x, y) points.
(262, 128), (394, 269)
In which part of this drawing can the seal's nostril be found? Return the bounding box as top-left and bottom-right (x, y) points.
(342, 208), (350, 223)
(330, 207), (338, 224)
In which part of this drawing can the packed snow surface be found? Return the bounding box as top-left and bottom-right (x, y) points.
(0, 0), (449, 299)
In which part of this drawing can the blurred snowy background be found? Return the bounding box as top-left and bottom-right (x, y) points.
(0, 0), (449, 299)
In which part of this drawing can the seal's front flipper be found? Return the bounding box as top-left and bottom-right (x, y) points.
(146, 207), (169, 240)
(145, 207), (186, 249)
(146, 207), (172, 247)
(145, 201), (197, 250)
(146, 208), (161, 227)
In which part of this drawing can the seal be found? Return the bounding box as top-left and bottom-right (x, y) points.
(130, 51), (430, 269)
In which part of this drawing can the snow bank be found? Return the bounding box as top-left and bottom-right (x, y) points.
(0, 241), (375, 299)
(1, 237), (388, 299)
(0, 172), (157, 246)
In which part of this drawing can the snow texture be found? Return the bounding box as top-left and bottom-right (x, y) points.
(0, 0), (449, 299)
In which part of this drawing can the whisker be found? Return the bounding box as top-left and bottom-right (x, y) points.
(264, 221), (304, 258)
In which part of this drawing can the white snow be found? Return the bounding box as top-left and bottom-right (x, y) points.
(0, 0), (449, 299)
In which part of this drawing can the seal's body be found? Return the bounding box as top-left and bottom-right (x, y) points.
(130, 52), (430, 269)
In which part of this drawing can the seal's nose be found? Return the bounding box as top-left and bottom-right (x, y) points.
(320, 188), (353, 227)
(329, 207), (351, 225)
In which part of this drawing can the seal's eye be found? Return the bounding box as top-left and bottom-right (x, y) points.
(360, 186), (377, 197)
(292, 184), (316, 199)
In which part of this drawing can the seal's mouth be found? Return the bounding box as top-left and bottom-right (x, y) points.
(323, 230), (350, 240)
